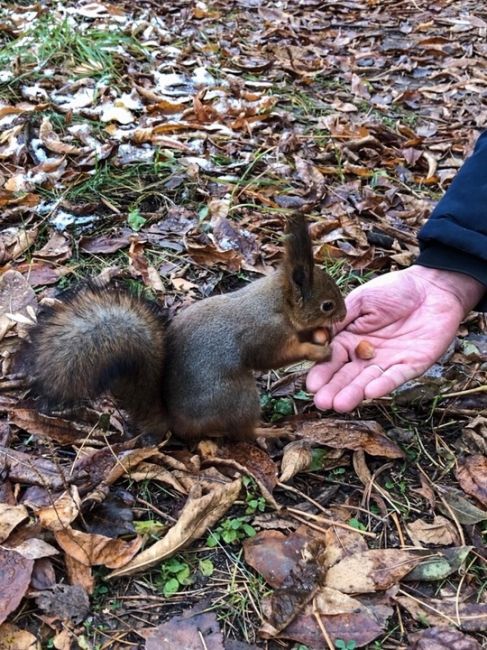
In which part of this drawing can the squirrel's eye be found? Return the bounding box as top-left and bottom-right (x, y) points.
(321, 300), (335, 313)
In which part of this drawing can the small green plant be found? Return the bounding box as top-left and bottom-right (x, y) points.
(308, 448), (329, 471)
(156, 557), (192, 597)
(133, 519), (167, 538)
(207, 517), (256, 546)
(243, 476), (266, 515)
(199, 558), (215, 577)
(335, 640), (357, 650)
(347, 517), (366, 532)
(127, 207), (147, 231)
(260, 394), (294, 422)
(155, 555), (214, 597)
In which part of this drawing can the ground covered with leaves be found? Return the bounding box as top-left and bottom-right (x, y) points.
(0, 0), (486, 648)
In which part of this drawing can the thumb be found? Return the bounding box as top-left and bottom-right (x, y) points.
(334, 285), (366, 333)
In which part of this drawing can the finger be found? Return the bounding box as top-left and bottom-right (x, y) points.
(331, 364), (386, 412)
(306, 343), (350, 393)
(364, 362), (426, 399)
(313, 361), (381, 411)
(333, 288), (366, 333)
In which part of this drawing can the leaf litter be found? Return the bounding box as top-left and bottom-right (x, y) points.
(0, 0), (487, 647)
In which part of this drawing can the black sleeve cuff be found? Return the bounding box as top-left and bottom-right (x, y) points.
(415, 244), (487, 311)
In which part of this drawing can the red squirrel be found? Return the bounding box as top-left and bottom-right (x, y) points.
(24, 214), (346, 442)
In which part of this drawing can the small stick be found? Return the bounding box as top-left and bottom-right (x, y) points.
(287, 506), (376, 538)
(313, 601), (335, 650)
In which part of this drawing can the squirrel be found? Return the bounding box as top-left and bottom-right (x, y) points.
(23, 214), (346, 443)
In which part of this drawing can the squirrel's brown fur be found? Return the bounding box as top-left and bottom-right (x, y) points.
(24, 215), (346, 442)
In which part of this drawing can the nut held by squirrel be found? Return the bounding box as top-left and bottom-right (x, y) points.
(355, 340), (375, 360)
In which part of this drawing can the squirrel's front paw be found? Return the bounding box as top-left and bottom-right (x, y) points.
(302, 342), (331, 362)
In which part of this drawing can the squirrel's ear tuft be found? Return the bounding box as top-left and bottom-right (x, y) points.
(285, 214), (314, 299)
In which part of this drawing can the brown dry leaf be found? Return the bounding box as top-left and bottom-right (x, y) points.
(396, 593), (487, 632)
(294, 155), (326, 201)
(325, 549), (422, 593)
(322, 526), (369, 569)
(184, 228), (244, 272)
(294, 419), (404, 458)
(39, 117), (83, 155)
(0, 504), (28, 543)
(0, 270), (37, 340)
(201, 441), (278, 507)
(0, 228), (38, 264)
(35, 487), (81, 531)
(71, 446), (160, 494)
(108, 477), (241, 577)
(439, 487), (487, 525)
(127, 236), (149, 280)
(30, 558), (56, 591)
(145, 606), (225, 650)
(259, 535), (327, 636)
(64, 554), (94, 593)
(456, 455), (487, 507)
(79, 233), (131, 254)
(412, 473), (436, 508)
(0, 447), (67, 491)
(54, 528), (142, 569)
(244, 528), (317, 588)
(7, 538), (58, 560)
(278, 588), (392, 648)
(129, 462), (187, 493)
(34, 231), (71, 261)
(279, 440), (313, 482)
(406, 516), (461, 547)
(0, 623), (40, 650)
(9, 409), (92, 445)
(51, 629), (73, 650)
(211, 216), (259, 267)
(0, 547), (34, 625)
(408, 626), (482, 649)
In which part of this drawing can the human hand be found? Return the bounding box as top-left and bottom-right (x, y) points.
(306, 265), (485, 412)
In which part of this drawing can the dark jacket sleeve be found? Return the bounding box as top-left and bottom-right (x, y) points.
(415, 131), (487, 310)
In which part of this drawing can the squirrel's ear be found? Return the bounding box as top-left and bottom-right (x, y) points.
(284, 214), (314, 300)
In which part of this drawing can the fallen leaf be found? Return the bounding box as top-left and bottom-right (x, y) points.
(406, 516), (461, 547)
(404, 546), (472, 582)
(108, 478), (241, 577)
(439, 487), (487, 524)
(7, 538), (58, 560)
(0, 547), (34, 625)
(279, 589), (393, 648)
(201, 441), (278, 507)
(0, 623), (40, 649)
(35, 488), (81, 531)
(396, 592), (487, 632)
(408, 626), (482, 649)
(325, 550), (421, 593)
(0, 447), (67, 491)
(145, 605), (225, 650)
(54, 528), (142, 569)
(279, 440), (313, 482)
(456, 455), (487, 507)
(244, 528), (317, 588)
(293, 419), (404, 458)
(0, 504), (28, 543)
(0, 270), (37, 340)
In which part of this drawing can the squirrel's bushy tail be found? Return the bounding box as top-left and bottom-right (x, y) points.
(25, 285), (167, 438)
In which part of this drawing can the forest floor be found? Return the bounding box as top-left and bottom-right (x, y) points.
(0, 1), (486, 649)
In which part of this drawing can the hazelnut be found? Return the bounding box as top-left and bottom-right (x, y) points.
(355, 340), (375, 360)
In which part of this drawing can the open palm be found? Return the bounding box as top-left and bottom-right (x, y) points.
(307, 266), (482, 412)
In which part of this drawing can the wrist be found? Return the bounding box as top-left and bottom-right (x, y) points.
(411, 265), (486, 314)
